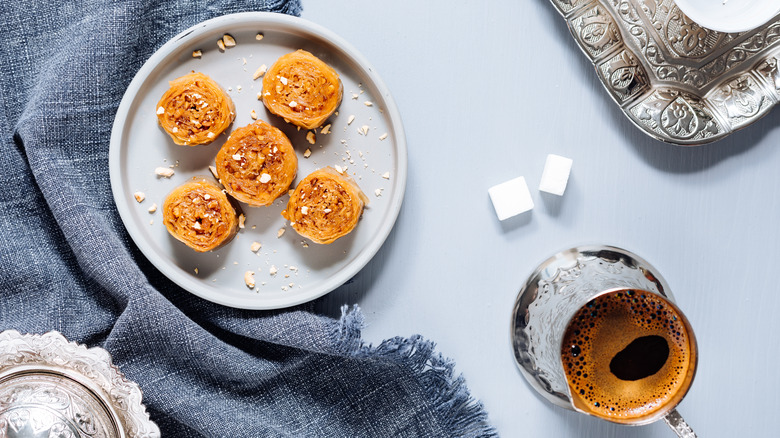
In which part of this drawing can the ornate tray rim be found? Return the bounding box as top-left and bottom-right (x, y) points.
(0, 330), (160, 438)
(548, 0), (780, 145)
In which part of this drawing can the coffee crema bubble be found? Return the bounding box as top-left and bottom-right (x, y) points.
(560, 289), (694, 422)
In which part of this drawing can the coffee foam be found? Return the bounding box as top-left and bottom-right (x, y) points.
(561, 290), (693, 422)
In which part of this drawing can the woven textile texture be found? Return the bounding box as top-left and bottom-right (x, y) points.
(0, 0), (497, 436)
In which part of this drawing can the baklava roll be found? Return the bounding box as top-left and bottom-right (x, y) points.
(262, 50), (343, 130)
(215, 120), (298, 207)
(282, 167), (369, 244)
(162, 178), (239, 252)
(156, 72), (235, 145)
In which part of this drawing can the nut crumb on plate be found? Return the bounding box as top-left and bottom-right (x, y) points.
(250, 241), (262, 252)
(155, 167), (174, 178)
(277, 228), (285, 238)
(303, 148), (312, 158)
(253, 64), (267, 80)
(222, 34), (236, 47)
(148, 203), (157, 213)
(192, 50), (202, 58)
(133, 191), (145, 203)
(306, 131), (316, 144)
(244, 271), (255, 289)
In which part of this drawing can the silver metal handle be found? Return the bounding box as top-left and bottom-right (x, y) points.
(663, 409), (696, 438)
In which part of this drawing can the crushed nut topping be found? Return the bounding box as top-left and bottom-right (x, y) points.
(279, 76), (288, 85)
(207, 132), (216, 139)
(289, 100), (298, 108)
(156, 106), (165, 115)
(301, 206), (309, 215)
(259, 173), (271, 184)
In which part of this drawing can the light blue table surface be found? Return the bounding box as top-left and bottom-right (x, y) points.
(304, 1), (780, 436)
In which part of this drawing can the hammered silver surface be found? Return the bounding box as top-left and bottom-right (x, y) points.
(0, 331), (160, 438)
(548, 0), (780, 144)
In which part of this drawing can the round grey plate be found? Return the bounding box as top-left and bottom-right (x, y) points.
(110, 12), (407, 309)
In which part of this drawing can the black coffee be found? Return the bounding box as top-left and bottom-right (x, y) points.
(560, 289), (695, 422)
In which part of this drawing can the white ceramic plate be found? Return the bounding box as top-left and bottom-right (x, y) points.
(110, 12), (406, 309)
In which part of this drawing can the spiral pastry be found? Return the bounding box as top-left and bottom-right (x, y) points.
(282, 167), (369, 244)
(262, 50), (343, 130)
(215, 120), (298, 207)
(156, 72), (235, 145)
(162, 178), (239, 252)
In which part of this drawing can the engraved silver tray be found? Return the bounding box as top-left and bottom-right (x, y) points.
(0, 330), (160, 438)
(549, 0), (780, 145)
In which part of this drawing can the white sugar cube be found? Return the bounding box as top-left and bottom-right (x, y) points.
(539, 154), (573, 196)
(489, 176), (534, 221)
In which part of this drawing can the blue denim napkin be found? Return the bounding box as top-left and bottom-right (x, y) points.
(0, 1), (496, 436)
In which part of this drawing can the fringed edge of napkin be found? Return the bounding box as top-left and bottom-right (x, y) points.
(332, 305), (498, 438)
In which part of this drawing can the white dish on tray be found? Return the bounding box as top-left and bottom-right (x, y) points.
(110, 12), (407, 309)
(674, 0), (780, 33)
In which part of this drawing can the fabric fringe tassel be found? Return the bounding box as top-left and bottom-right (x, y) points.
(332, 305), (498, 437)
